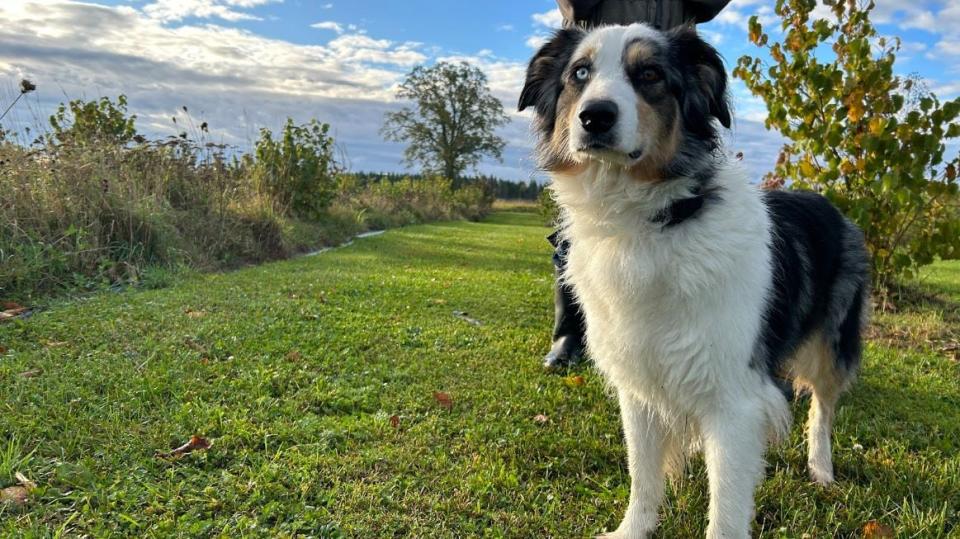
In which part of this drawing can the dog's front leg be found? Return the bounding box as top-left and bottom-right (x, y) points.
(599, 389), (669, 539)
(702, 405), (767, 539)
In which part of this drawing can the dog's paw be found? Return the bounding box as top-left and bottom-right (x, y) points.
(808, 463), (834, 486)
(594, 528), (652, 539)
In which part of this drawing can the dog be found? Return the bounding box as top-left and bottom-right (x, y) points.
(519, 24), (869, 538)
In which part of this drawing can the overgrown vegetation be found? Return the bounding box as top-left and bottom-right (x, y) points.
(1, 212), (957, 536)
(0, 93), (495, 301)
(734, 0), (960, 290)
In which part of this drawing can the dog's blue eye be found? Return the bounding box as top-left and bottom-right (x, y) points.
(575, 67), (590, 81)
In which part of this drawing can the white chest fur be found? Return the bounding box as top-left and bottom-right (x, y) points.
(553, 164), (776, 419)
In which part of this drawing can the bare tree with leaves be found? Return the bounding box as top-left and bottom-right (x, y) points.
(382, 61), (508, 179)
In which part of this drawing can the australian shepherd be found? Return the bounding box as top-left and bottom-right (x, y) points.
(519, 24), (870, 538)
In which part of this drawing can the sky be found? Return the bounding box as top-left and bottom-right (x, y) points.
(1, 0), (958, 182)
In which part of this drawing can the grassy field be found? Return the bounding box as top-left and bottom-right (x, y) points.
(1, 210), (958, 537)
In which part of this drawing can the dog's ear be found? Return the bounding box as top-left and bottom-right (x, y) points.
(518, 28), (584, 126)
(669, 26), (732, 131)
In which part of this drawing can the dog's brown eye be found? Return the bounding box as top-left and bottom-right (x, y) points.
(641, 68), (661, 82)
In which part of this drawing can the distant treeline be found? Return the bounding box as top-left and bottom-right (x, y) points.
(345, 172), (545, 200)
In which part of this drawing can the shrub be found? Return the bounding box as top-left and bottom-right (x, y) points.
(538, 188), (559, 227)
(734, 0), (960, 289)
(253, 119), (339, 220)
(49, 95), (137, 147)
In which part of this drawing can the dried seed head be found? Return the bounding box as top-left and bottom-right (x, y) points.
(20, 79), (36, 94)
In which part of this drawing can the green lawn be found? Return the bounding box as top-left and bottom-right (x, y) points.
(1, 211), (958, 537)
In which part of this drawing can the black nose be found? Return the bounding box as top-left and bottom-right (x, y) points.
(579, 100), (618, 134)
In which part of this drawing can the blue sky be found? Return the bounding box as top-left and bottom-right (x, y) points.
(1, 0), (958, 181)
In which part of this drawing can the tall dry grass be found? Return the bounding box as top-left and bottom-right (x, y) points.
(0, 93), (493, 301)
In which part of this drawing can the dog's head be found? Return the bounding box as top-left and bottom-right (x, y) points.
(519, 24), (731, 180)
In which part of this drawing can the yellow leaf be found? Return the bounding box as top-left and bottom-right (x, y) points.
(840, 159), (855, 175)
(863, 520), (894, 538)
(846, 91), (866, 123)
(848, 101), (865, 123)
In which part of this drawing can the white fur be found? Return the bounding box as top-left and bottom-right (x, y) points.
(552, 162), (792, 539)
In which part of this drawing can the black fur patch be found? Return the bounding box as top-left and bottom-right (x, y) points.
(665, 26), (731, 149)
(754, 190), (870, 378)
(650, 180), (723, 228)
(518, 28), (585, 136)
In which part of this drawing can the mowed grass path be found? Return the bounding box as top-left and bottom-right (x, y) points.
(1, 210), (958, 537)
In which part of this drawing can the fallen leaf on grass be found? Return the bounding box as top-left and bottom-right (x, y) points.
(157, 435), (212, 459)
(564, 375), (586, 388)
(533, 414), (550, 424)
(18, 369), (42, 379)
(429, 298), (447, 305)
(0, 306), (29, 323)
(0, 486), (29, 506)
(940, 342), (959, 361)
(14, 473), (36, 491)
(184, 309), (207, 319)
(389, 415), (400, 429)
(452, 310), (482, 326)
(286, 350), (302, 361)
(863, 521), (894, 538)
(433, 391), (453, 410)
(0, 473), (36, 507)
(1, 301), (24, 310)
(0, 345), (7, 354)
(45, 341), (68, 348)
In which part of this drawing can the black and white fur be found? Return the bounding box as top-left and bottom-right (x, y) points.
(519, 24), (869, 538)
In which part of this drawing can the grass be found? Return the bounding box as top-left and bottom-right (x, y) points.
(1, 210), (958, 537)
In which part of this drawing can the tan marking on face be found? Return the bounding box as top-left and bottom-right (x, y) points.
(629, 100), (681, 183)
(543, 73), (587, 174)
(624, 40), (656, 68)
(581, 46), (598, 62)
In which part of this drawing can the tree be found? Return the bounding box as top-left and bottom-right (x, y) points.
(382, 61), (509, 179)
(734, 0), (960, 289)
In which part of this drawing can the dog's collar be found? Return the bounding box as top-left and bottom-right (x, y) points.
(650, 185), (718, 228)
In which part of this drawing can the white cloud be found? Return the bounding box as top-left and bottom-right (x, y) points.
(700, 28), (725, 46)
(935, 38), (960, 56)
(143, 0), (281, 23)
(311, 21), (343, 34)
(929, 81), (960, 99)
(496, 23), (515, 32)
(900, 10), (937, 32)
(525, 7), (563, 49)
(526, 34), (548, 49)
(713, 0), (777, 31)
(0, 1), (539, 178)
(532, 8), (563, 29)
